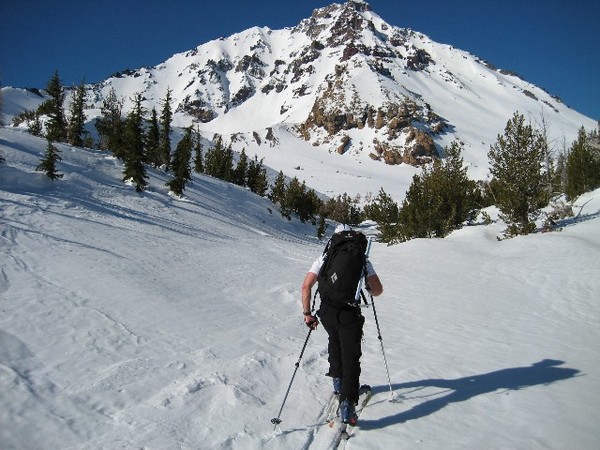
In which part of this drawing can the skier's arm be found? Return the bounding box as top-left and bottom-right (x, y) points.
(301, 272), (319, 329)
(366, 274), (383, 296)
(301, 271), (317, 314)
(301, 255), (324, 319)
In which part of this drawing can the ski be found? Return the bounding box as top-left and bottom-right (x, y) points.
(324, 392), (340, 425)
(330, 384), (372, 448)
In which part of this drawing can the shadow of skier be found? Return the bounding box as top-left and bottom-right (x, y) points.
(360, 359), (580, 430)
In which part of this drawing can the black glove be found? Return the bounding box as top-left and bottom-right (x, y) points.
(305, 314), (319, 330)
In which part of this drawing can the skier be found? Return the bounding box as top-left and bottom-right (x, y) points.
(301, 224), (383, 425)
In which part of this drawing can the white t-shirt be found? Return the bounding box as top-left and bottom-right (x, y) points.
(308, 254), (376, 277)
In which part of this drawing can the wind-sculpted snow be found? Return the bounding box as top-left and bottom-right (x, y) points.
(1, 128), (600, 448)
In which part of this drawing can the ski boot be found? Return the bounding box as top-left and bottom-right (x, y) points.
(340, 399), (357, 426)
(333, 377), (342, 395)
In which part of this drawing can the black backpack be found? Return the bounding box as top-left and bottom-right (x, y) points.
(317, 230), (368, 308)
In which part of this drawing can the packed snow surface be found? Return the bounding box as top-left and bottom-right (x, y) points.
(1, 127), (599, 449)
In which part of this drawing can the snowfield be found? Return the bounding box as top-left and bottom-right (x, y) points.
(1, 127), (599, 449)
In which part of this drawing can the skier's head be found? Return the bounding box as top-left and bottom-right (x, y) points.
(334, 224), (352, 234)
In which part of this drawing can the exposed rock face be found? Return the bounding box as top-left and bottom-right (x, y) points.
(177, 98), (216, 123)
(402, 127), (438, 164)
(337, 135), (351, 154)
(371, 127), (437, 166)
(289, 1), (445, 164)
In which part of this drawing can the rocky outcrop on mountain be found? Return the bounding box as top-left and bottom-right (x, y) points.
(370, 127), (437, 165)
(285, 1), (450, 164)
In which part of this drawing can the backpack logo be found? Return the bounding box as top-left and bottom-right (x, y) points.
(317, 230), (368, 308)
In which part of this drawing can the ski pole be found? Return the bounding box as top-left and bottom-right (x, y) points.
(271, 327), (312, 426)
(271, 291), (318, 426)
(365, 290), (395, 400)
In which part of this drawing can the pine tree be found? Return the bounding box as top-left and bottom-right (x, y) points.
(269, 171), (287, 205)
(317, 216), (327, 239)
(294, 181), (317, 223)
(222, 143), (234, 182)
(37, 140), (63, 180)
(95, 88), (124, 156)
(203, 136), (221, 178)
(488, 112), (548, 236)
(320, 193), (362, 225)
(437, 140), (479, 228)
(67, 81), (88, 147)
(18, 110), (43, 136)
(167, 127), (193, 196)
(283, 177), (304, 220)
(43, 71), (67, 142)
(396, 141), (479, 240)
(159, 88), (173, 170)
(193, 126), (204, 173)
(122, 93), (148, 192)
(363, 187), (400, 243)
(553, 149), (568, 195)
(397, 173), (429, 239)
(565, 127), (600, 200)
(232, 148), (249, 186)
(146, 107), (161, 167)
(246, 155), (268, 196)
(204, 136), (233, 180)
(303, 187), (322, 224)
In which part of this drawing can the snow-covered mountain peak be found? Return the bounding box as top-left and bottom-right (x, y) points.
(3, 0), (597, 200)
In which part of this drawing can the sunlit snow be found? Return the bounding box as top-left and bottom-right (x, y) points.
(1, 126), (599, 449)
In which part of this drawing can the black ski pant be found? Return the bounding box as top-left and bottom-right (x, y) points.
(318, 304), (364, 404)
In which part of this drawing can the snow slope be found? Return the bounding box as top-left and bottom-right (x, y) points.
(1, 127), (599, 449)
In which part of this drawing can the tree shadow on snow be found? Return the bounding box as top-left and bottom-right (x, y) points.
(360, 359), (580, 430)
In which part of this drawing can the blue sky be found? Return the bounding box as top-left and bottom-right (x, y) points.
(1, 0), (598, 120)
